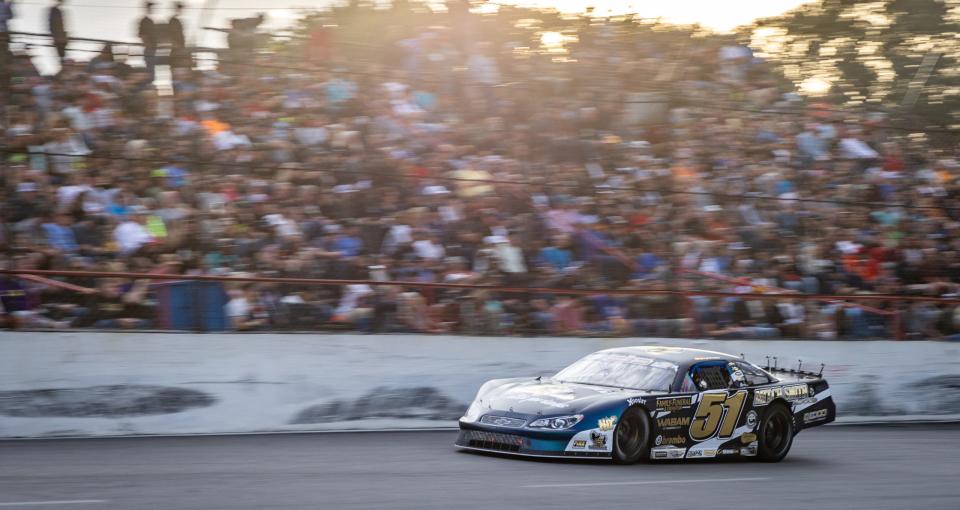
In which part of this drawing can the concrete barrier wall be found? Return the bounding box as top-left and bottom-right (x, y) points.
(1, 332), (959, 438)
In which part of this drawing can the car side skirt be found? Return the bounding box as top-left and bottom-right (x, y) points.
(454, 444), (612, 459)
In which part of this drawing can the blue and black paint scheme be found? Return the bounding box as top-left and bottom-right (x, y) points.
(455, 346), (835, 461)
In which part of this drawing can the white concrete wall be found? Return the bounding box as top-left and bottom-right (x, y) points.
(1, 332), (958, 438)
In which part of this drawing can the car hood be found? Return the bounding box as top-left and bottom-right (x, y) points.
(476, 377), (637, 416)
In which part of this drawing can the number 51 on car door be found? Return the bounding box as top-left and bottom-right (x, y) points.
(690, 390), (748, 440)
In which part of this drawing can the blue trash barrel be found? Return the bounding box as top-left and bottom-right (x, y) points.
(154, 281), (228, 332)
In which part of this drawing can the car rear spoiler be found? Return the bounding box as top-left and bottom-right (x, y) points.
(741, 354), (825, 378)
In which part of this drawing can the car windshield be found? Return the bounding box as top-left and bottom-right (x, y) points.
(554, 352), (678, 391)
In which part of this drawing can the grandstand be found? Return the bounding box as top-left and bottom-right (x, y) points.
(2, 2), (959, 340)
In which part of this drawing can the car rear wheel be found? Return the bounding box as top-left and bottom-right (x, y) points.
(612, 406), (651, 464)
(757, 402), (794, 462)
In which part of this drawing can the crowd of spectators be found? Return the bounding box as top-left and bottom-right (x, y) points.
(2, 3), (960, 339)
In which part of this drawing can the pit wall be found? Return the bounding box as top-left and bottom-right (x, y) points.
(1, 332), (958, 438)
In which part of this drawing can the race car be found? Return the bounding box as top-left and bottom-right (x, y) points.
(455, 346), (835, 463)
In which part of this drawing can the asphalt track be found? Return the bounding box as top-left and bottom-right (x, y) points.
(1, 425), (957, 510)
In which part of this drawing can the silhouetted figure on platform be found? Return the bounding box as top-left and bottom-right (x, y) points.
(137, 0), (157, 78)
(166, 1), (189, 69)
(48, 0), (67, 65)
(0, 0), (13, 49)
(0, 0), (13, 91)
(226, 13), (264, 67)
(0, 0), (14, 60)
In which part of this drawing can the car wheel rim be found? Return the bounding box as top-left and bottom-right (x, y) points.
(616, 414), (645, 458)
(764, 413), (789, 454)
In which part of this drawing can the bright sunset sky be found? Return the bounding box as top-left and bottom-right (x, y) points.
(9, 0), (818, 73)
(502, 0), (817, 31)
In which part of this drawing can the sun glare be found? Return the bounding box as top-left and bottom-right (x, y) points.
(539, 31), (565, 49)
(799, 77), (833, 95)
(500, 0), (819, 32)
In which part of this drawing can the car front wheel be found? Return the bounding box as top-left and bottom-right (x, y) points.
(612, 406), (651, 464)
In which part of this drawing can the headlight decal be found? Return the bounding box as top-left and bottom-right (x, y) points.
(527, 414), (584, 430)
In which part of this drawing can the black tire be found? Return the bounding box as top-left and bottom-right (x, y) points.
(757, 402), (794, 462)
(612, 406), (652, 464)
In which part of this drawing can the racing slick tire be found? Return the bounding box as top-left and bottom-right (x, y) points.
(757, 402), (794, 462)
(612, 406), (652, 464)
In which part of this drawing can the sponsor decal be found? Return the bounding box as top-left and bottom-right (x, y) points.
(589, 430), (607, 450)
(686, 448), (718, 459)
(597, 416), (617, 431)
(655, 435), (686, 446)
(566, 429), (612, 452)
(719, 449), (737, 455)
(650, 447), (686, 459)
(804, 409), (829, 423)
(657, 416), (691, 429)
(626, 397), (646, 407)
(753, 384), (810, 406)
(656, 396), (693, 412)
(753, 387), (781, 406)
(745, 410), (758, 430)
(741, 433), (757, 444)
(783, 384), (810, 401)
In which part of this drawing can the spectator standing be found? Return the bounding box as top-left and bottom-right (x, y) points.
(0, 0), (13, 57)
(48, 0), (67, 65)
(0, 0), (13, 109)
(166, 1), (188, 70)
(137, 1), (157, 78)
(0, 0), (11, 31)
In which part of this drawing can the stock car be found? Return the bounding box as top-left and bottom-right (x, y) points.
(455, 346), (835, 463)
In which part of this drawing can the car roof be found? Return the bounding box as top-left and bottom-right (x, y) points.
(594, 346), (740, 366)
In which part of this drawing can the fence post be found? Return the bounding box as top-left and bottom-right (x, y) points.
(893, 308), (905, 340)
(684, 295), (699, 337)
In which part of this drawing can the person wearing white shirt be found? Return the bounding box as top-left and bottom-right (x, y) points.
(383, 223), (413, 255)
(412, 232), (445, 260)
(113, 210), (154, 256)
(494, 234), (527, 274)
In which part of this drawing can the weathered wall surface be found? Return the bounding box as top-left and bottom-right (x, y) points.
(2, 332), (958, 437)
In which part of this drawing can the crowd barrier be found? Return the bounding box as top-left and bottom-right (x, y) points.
(3, 269), (954, 339)
(1, 331), (957, 438)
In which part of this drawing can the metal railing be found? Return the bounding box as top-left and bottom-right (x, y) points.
(2, 269), (952, 339)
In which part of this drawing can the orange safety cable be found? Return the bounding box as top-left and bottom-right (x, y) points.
(14, 274), (97, 294)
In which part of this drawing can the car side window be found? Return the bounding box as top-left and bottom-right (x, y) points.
(689, 363), (731, 390)
(680, 373), (697, 393)
(734, 362), (773, 386)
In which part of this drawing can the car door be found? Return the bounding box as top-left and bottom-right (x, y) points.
(681, 361), (755, 458)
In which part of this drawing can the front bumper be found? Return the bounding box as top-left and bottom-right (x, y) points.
(455, 423), (610, 459)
